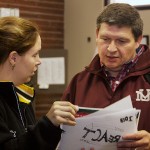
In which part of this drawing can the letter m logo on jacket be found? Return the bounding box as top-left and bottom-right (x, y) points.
(136, 89), (150, 101)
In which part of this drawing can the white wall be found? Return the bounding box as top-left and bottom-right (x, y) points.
(64, 0), (104, 83)
(139, 10), (150, 35)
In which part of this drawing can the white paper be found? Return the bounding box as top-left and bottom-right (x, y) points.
(78, 95), (132, 119)
(37, 57), (65, 89)
(58, 96), (141, 150)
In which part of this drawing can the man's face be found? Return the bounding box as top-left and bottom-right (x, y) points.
(96, 23), (142, 71)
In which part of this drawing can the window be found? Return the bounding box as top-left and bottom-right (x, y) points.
(105, 0), (150, 10)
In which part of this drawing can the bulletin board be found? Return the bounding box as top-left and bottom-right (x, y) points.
(32, 49), (67, 94)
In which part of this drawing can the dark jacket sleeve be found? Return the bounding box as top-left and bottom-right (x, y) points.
(26, 116), (62, 150)
(0, 113), (62, 150)
(0, 86), (62, 150)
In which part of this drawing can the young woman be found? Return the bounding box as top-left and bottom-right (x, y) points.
(0, 16), (78, 150)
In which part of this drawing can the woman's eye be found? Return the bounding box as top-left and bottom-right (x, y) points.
(33, 53), (38, 57)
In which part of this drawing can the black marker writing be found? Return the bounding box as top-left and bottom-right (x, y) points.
(82, 127), (121, 143)
(120, 116), (133, 123)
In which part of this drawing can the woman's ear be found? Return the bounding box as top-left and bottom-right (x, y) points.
(9, 51), (17, 65)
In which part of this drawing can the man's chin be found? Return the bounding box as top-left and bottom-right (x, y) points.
(105, 66), (122, 72)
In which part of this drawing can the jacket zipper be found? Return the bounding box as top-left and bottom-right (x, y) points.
(12, 85), (27, 132)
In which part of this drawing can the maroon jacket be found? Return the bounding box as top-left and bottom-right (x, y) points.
(62, 45), (150, 132)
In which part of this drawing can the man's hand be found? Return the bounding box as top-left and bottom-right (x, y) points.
(117, 130), (150, 150)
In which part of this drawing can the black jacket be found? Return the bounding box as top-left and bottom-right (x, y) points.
(0, 82), (62, 150)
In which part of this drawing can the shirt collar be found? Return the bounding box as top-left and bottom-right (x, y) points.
(15, 84), (34, 104)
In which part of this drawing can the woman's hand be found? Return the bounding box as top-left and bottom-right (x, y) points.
(46, 101), (78, 126)
(117, 130), (150, 150)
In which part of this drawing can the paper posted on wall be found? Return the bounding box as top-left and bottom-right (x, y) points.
(58, 95), (141, 150)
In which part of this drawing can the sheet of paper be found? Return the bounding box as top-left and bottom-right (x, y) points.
(105, 95), (133, 110)
(37, 57), (65, 89)
(77, 95), (132, 118)
(59, 109), (138, 150)
(58, 96), (141, 150)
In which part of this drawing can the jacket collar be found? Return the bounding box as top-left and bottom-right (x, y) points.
(85, 54), (102, 74)
(15, 84), (34, 104)
(0, 82), (19, 111)
(0, 82), (34, 107)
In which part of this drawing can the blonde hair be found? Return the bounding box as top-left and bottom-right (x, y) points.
(0, 16), (39, 64)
